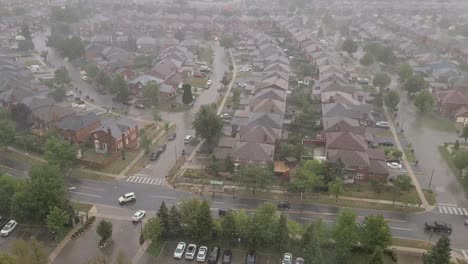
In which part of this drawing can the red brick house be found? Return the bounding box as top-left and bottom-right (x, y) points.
(325, 131), (389, 183)
(436, 89), (468, 118)
(116, 68), (137, 81)
(54, 113), (101, 144)
(90, 117), (138, 154)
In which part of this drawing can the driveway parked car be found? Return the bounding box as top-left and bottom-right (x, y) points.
(222, 250), (232, 264)
(295, 257), (304, 264)
(174, 242), (186, 259)
(0, 220), (17, 237)
(184, 135), (193, 144)
(387, 162), (402, 169)
(282, 253), (292, 264)
(245, 251), (256, 264)
(208, 246), (220, 264)
(185, 244), (197, 260)
(197, 246), (208, 262)
(376, 121), (390, 128)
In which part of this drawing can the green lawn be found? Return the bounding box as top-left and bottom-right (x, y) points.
(68, 168), (115, 181)
(198, 47), (213, 65)
(71, 201), (93, 212)
(146, 240), (166, 258)
(404, 148), (417, 163)
(185, 76), (208, 88)
(100, 150), (141, 174)
(438, 145), (468, 194)
(423, 189), (436, 206)
(376, 129), (394, 137)
(420, 114), (457, 132)
(342, 184), (421, 204)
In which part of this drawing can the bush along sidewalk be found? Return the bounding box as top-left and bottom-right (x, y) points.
(70, 216), (96, 239)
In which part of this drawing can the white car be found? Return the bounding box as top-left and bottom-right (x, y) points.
(184, 135), (193, 144)
(282, 253), (293, 264)
(387, 162), (402, 170)
(132, 210), (146, 222)
(196, 246), (208, 262)
(118, 192), (136, 204)
(174, 242), (186, 259)
(376, 121), (390, 128)
(207, 79), (212, 86)
(78, 104), (86, 110)
(66, 91), (74, 97)
(1, 220), (17, 237)
(185, 244), (197, 260)
(71, 103), (79, 108)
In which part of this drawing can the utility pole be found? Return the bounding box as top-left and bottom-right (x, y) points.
(428, 169), (435, 189)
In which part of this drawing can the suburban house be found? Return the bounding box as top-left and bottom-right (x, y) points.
(435, 89), (468, 118)
(90, 117), (139, 154)
(54, 112), (101, 144)
(31, 104), (76, 134)
(128, 74), (163, 96)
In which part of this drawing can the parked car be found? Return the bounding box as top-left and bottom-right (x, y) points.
(134, 103), (145, 109)
(132, 210), (146, 222)
(387, 162), (402, 170)
(185, 244), (197, 260)
(208, 246), (220, 264)
(184, 135), (193, 144)
(245, 251), (256, 264)
(118, 192), (136, 204)
(150, 150), (162, 161)
(200, 68), (211, 74)
(197, 246), (208, 262)
(194, 72), (206, 78)
(0, 220), (17, 237)
(376, 121), (390, 128)
(174, 242), (186, 259)
(222, 250), (232, 264)
(168, 133), (176, 141)
(282, 253), (292, 264)
(159, 144), (167, 152)
(295, 257), (304, 264)
(276, 201), (290, 210)
(379, 141), (394, 147)
(425, 221), (452, 234)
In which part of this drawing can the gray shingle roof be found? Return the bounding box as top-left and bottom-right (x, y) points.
(55, 112), (99, 131)
(91, 117), (137, 139)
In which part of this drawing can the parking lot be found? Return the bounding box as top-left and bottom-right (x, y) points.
(0, 224), (54, 254)
(159, 241), (278, 264)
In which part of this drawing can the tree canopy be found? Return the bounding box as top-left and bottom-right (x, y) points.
(192, 103), (223, 146)
(143, 81), (160, 108)
(398, 64), (414, 81)
(384, 90), (400, 110)
(238, 165), (275, 195)
(45, 136), (76, 169)
(182, 84), (193, 105)
(427, 236), (451, 264)
(404, 75), (426, 95)
(342, 38), (358, 56)
(373, 73), (391, 89)
(414, 90), (435, 113)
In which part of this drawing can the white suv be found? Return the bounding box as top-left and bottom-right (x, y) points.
(184, 135), (193, 144)
(174, 242), (186, 259)
(118, 192), (136, 204)
(282, 253), (292, 264)
(1, 220), (17, 237)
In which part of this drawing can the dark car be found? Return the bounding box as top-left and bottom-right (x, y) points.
(379, 141), (394, 147)
(222, 250), (232, 264)
(208, 246), (220, 264)
(276, 201), (290, 210)
(425, 221), (452, 234)
(218, 209), (233, 216)
(246, 251), (256, 264)
(159, 144), (167, 152)
(149, 150), (162, 161)
(168, 133), (176, 141)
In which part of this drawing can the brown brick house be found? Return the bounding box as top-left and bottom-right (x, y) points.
(54, 113), (101, 144)
(435, 89), (468, 118)
(90, 117), (138, 154)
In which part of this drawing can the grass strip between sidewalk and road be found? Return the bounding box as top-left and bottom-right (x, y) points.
(71, 201), (94, 212)
(392, 237), (432, 250)
(146, 240), (166, 258)
(438, 145), (468, 194)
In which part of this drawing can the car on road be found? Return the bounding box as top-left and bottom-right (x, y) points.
(174, 242), (186, 259)
(159, 144), (167, 152)
(295, 257), (304, 264)
(118, 192), (136, 204)
(387, 162), (402, 169)
(184, 135), (193, 144)
(168, 133), (176, 141)
(208, 246), (220, 264)
(132, 210), (146, 222)
(376, 121), (390, 128)
(245, 251), (256, 264)
(237, 82), (247, 87)
(425, 221), (452, 233)
(282, 253), (292, 264)
(185, 244), (197, 260)
(222, 250), (232, 264)
(1, 220), (17, 237)
(218, 209), (233, 216)
(196, 246), (208, 262)
(150, 144), (166, 161)
(277, 201), (290, 210)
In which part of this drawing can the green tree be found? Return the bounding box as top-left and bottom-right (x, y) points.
(168, 205), (182, 237)
(143, 81), (160, 108)
(377, 48), (396, 65)
(302, 221), (324, 264)
(127, 31), (137, 52)
(195, 200), (214, 244)
(370, 178), (384, 194)
(220, 35), (234, 49)
(54, 67), (71, 85)
(0, 253), (15, 264)
(333, 209), (359, 264)
(234, 210), (250, 242)
(329, 159), (346, 181)
(238, 165), (275, 195)
(0, 119), (15, 150)
(287, 220), (302, 239)
(179, 198), (201, 238)
(157, 201), (169, 239)
(288, 160), (325, 193)
(393, 174), (414, 204)
(192, 103), (223, 147)
(404, 75), (426, 95)
(373, 73), (391, 89)
(96, 70), (111, 89)
(247, 203), (277, 251)
(454, 140), (460, 151)
(368, 246), (384, 264)
(398, 64), (414, 81)
(393, 149), (403, 159)
(11, 238), (48, 264)
(97, 220), (113, 243)
(46, 206), (70, 240)
(182, 84), (193, 105)
(427, 236), (451, 264)
(273, 213), (289, 252)
(342, 38), (358, 56)
(84, 63), (99, 79)
(414, 90), (435, 113)
(360, 52), (375, 66)
(384, 90), (400, 109)
(61, 36), (85, 60)
(174, 30), (185, 42)
(50, 86), (66, 102)
(360, 215), (391, 252)
(111, 76), (129, 102)
(220, 211), (237, 245)
(45, 137), (76, 169)
(462, 125), (468, 143)
(328, 179), (344, 202)
(21, 24), (32, 40)
(142, 216), (162, 244)
(454, 149), (468, 171)
(0, 175), (18, 216)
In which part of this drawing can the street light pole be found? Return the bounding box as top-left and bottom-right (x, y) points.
(428, 169), (435, 189)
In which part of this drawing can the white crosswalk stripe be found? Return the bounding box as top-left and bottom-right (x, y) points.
(437, 206), (468, 216)
(126, 176), (163, 185)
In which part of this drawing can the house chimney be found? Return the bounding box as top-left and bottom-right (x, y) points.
(107, 128), (111, 135)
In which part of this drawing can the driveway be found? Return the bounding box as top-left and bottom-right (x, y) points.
(52, 218), (141, 264)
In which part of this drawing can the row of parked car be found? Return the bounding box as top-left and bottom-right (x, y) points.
(174, 242), (232, 263)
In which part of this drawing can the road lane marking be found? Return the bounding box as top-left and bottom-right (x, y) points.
(437, 206), (468, 216)
(300, 217), (334, 223)
(151, 195), (177, 200)
(437, 203), (458, 207)
(390, 227), (412, 231)
(69, 191), (102, 198)
(72, 185), (105, 192)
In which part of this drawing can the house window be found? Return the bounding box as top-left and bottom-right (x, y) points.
(355, 172), (364, 179)
(248, 160), (253, 164)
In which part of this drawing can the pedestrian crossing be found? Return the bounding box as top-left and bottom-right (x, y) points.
(126, 176), (163, 185)
(436, 205), (468, 216)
